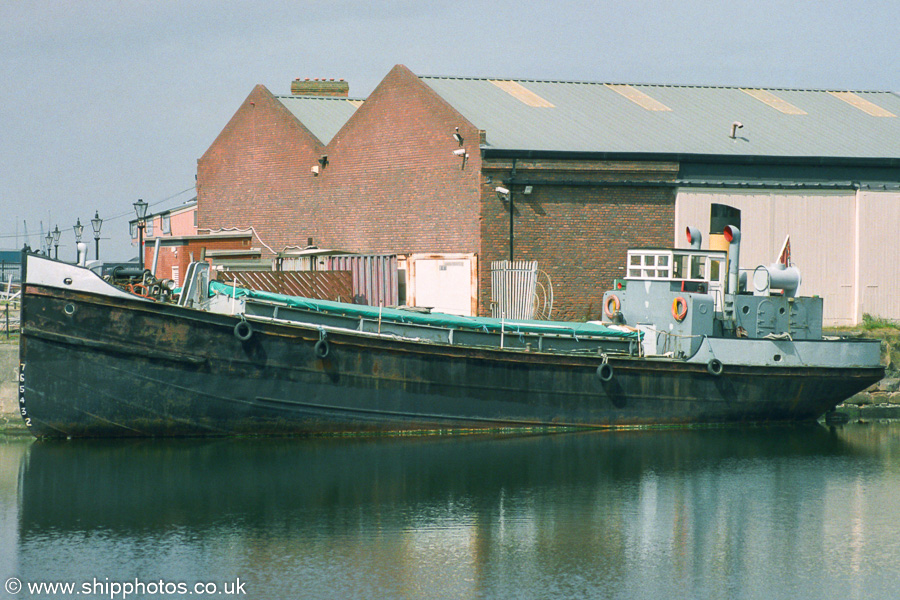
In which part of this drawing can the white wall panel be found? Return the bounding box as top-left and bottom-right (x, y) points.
(857, 191), (900, 322)
(676, 190), (857, 326)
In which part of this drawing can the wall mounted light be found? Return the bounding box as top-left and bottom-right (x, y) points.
(453, 147), (469, 170)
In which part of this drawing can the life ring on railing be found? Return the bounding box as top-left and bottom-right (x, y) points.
(672, 296), (688, 322)
(604, 294), (621, 319)
(234, 320), (253, 342)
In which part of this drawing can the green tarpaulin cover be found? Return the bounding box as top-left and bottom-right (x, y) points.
(210, 280), (640, 340)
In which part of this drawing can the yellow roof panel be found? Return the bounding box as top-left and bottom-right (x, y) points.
(741, 89), (807, 115)
(489, 80), (555, 108)
(605, 84), (672, 111)
(829, 91), (896, 117)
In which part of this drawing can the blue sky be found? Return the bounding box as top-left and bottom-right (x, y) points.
(2, 0), (898, 259)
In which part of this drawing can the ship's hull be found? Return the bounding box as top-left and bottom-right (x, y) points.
(18, 278), (884, 438)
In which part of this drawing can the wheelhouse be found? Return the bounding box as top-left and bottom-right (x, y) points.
(625, 248), (728, 308)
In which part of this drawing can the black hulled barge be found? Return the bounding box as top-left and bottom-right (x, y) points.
(17, 222), (883, 437)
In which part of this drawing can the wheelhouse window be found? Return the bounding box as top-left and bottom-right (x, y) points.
(626, 249), (726, 285)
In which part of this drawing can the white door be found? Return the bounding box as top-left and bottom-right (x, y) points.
(407, 254), (477, 316)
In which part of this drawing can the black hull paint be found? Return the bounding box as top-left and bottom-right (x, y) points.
(18, 285), (884, 437)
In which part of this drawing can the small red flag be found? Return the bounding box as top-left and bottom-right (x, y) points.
(778, 235), (791, 266)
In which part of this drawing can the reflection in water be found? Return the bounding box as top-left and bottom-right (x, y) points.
(4, 425), (900, 599)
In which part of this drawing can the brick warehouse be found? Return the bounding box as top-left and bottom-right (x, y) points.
(196, 65), (900, 323)
(197, 65), (676, 320)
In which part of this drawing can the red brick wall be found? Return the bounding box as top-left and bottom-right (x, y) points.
(480, 160), (677, 320)
(198, 66), (482, 259)
(312, 65), (482, 255)
(197, 85), (326, 253)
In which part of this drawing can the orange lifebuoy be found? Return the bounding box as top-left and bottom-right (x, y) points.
(604, 294), (621, 319)
(672, 296), (688, 321)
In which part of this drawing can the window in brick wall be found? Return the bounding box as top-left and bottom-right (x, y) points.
(161, 214), (171, 234)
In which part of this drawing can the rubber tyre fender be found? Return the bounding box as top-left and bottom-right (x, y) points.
(234, 320), (253, 342)
(596, 363), (614, 383)
(315, 339), (330, 359)
(707, 358), (724, 376)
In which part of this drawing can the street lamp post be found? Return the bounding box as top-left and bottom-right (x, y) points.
(91, 211), (103, 260)
(73, 218), (84, 262)
(133, 199), (148, 271)
(44, 232), (52, 257)
(52, 226), (61, 260)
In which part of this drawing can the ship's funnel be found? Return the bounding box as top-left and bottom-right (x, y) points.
(724, 225), (741, 295)
(686, 226), (702, 249)
(709, 204), (741, 252)
(753, 263), (802, 298)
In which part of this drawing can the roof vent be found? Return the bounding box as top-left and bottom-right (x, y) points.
(291, 78), (350, 97)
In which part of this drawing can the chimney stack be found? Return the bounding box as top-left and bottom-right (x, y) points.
(291, 77), (349, 97)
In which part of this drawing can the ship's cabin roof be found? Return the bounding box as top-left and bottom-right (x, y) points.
(626, 248), (727, 285)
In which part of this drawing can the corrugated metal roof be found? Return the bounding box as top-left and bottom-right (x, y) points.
(275, 95), (362, 145)
(419, 76), (900, 161)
